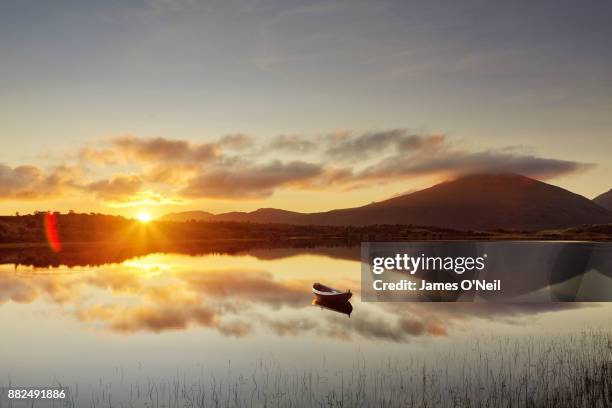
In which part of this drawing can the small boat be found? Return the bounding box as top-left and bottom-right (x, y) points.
(312, 282), (352, 303)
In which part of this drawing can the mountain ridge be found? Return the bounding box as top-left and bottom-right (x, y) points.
(160, 174), (612, 231)
(594, 189), (612, 211)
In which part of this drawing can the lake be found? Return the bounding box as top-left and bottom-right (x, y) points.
(1, 245), (611, 406)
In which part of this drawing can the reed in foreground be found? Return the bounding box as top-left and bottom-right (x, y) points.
(6, 330), (612, 408)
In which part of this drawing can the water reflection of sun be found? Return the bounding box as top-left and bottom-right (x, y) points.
(123, 258), (171, 277)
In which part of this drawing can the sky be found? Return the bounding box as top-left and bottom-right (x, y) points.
(0, 0), (611, 217)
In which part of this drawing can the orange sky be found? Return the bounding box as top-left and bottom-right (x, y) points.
(0, 131), (603, 218)
(1, 1), (611, 217)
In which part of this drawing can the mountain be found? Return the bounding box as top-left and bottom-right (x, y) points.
(593, 189), (612, 211)
(161, 174), (612, 230)
(294, 174), (612, 230)
(160, 208), (301, 224)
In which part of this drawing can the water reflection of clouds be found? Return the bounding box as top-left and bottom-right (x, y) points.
(0, 253), (594, 342)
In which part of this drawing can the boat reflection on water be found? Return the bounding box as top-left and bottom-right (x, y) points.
(312, 298), (353, 317)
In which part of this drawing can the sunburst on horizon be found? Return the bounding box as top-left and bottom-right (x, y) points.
(136, 212), (152, 223)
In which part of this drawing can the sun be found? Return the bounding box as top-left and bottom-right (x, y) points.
(137, 212), (152, 223)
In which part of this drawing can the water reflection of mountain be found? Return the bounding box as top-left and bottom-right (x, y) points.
(0, 241), (360, 268)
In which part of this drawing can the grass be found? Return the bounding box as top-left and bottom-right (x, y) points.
(12, 330), (610, 408)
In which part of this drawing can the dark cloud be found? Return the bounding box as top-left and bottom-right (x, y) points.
(314, 129), (590, 184)
(357, 149), (592, 182)
(181, 160), (323, 199)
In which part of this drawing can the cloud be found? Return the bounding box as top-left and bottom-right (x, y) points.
(106, 191), (185, 208)
(320, 301), (590, 343)
(86, 174), (143, 200)
(267, 318), (318, 336)
(357, 149), (592, 182)
(316, 130), (589, 183)
(85, 175), (184, 207)
(314, 308), (448, 343)
(177, 269), (311, 308)
(218, 133), (254, 150)
(217, 320), (252, 337)
(0, 274), (38, 304)
(81, 135), (220, 165)
(181, 160), (323, 199)
(269, 134), (317, 153)
(69, 267), (313, 334)
(79, 148), (119, 165)
(399, 317), (447, 336)
(1, 129), (596, 205)
(325, 129), (445, 161)
(115, 136), (219, 162)
(255, 306), (449, 342)
(0, 163), (80, 200)
(345, 312), (410, 342)
(77, 304), (217, 333)
(143, 163), (201, 184)
(0, 270), (83, 305)
(143, 284), (200, 305)
(0, 165), (41, 193)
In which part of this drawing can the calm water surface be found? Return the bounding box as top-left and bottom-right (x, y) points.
(1, 246), (611, 405)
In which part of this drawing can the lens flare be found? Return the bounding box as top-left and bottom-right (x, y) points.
(44, 212), (62, 252)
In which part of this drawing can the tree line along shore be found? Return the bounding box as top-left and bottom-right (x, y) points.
(0, 212), (610, 246)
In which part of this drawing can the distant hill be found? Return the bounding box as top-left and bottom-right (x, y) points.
(213, 208), (302, 223)
(161, 174), (612, 231)
(159, 210), (214, 222)
(160, 208), (301, 224)
(594, 189), (612, 211)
